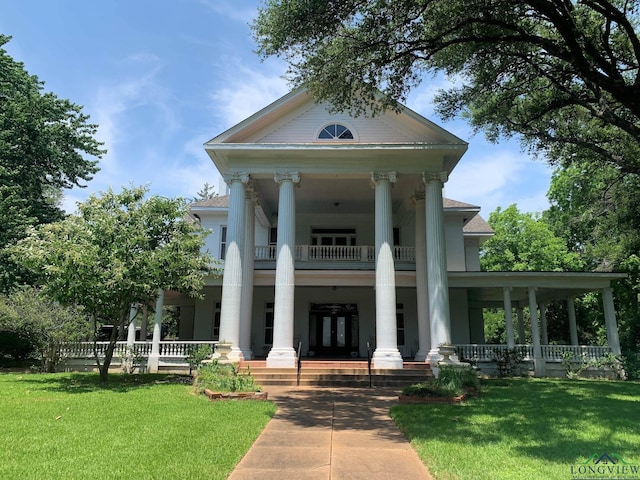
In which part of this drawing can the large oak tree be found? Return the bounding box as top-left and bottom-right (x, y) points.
(254, 0), (640, 174)
(0, 35), (104, 291)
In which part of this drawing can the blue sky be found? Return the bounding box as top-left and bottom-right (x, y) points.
(1, 0), (553, 218)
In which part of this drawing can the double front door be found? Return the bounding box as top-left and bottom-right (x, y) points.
(309, 304), (359, 357)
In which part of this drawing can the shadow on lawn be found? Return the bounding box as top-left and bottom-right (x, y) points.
(11, 373), (191, 394)
(391, 378), (640, 465)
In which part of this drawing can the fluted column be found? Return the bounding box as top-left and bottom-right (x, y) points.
(527, 287), (545, 376)
(540, 303), (549, 345)
(148, 288), (164, 373)
(602, 287), (621, 355)
(239, 190), (258, 360)
(371, 172), (403, 369)
(126, 305), (138, 346)
(517, 307), (526, 343)
(218, 173), (249, 362)
(413, 191), (431, 361)
(567, 297), (579, 346)
(267, 173), (300, 368)
(503, 287), (515, 348)
(423, 172), (452, 363)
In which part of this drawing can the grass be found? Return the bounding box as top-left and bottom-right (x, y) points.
(0, 372), (276, 480)
(391, 378), (640, 480)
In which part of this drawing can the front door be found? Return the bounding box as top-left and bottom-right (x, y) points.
(309, 304), (359, 357)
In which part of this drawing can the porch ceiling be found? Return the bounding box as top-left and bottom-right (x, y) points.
(251, 174), (422, 218)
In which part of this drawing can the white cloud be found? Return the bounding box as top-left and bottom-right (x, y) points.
(200, 0), (257, 23)
(209, 64), (289, 129)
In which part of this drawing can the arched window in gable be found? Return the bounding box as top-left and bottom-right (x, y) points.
(318, 123), (354, 140)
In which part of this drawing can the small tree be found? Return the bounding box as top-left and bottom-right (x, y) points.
(0, 287), (90, 371)
(12, 185), (216, 381)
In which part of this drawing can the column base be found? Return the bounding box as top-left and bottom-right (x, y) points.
(414, 349), (430, 362)
(148, 354), (160, 374)
(372, 348), (403, 369)
(239, 348), (254, 361)
(266, 347), (297, 368)
(533, 357), (547, 377)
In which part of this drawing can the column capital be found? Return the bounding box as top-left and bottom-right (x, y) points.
(245, 187), (260, 205)
(503, 286), (513, 293)
(370, 171), (397, 186)
(274, 172), (300, 185)
(223, 172), (250, 185)
(422, 171), (448, 184)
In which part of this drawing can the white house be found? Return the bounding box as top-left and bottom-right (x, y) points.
(121, 89), (624, 377)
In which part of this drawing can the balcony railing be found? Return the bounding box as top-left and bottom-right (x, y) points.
(254, 245), (415, 263)
(456, 344), (612, 362)
(61, 341), (218, 359)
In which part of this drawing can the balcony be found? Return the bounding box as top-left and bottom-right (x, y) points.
(254, 245), (416, 270)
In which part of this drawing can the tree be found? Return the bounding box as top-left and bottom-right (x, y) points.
(0, 35), (104, 291)
(480, 204), (582, 272)
(254, 1), (640, 175)
(11, 185), (216, 382)
(0, 287), (90, 371)
(193, 182), (218, 202)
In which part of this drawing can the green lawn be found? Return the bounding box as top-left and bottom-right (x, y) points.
(391, 378), (640, 480)
(0, 373), (276, 480)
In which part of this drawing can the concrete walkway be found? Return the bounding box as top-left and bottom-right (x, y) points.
(228, 387), (433, 480)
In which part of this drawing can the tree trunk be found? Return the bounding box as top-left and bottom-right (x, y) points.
(99, 318), (121, 383)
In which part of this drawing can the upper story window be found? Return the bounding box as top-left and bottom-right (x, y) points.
(318, 123), (354, 140)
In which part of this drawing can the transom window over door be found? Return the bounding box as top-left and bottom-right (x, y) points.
(311, 228), (357, 246)
(318, 123), (354, 140)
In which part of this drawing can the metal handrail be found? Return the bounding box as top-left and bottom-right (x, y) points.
(366, 341), (373, 388)
(296, 341), (302, 387)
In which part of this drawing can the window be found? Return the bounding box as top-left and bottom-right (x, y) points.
(264, 302), (274, 345)
(396, 303), (405, 346)
(393, 227), (400, 246)
(212, 302), (221, 341)
(318, 123), (354, 140)
(269, 227), (277, 245)
(310, 227), (357, 246)
(220, 226), (227, 260)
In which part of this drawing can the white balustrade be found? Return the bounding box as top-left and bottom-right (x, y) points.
(60, 341), (218, 359)
(394, 246), (415, 262)
(255, 245), (413, 262)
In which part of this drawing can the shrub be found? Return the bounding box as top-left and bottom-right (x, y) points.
(492, 347), (525, 377)
(193, 360), (260, 394)
(402, 366), (479, 398)
(186, 344), (213, 374)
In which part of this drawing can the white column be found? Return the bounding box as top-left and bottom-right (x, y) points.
(423, 172), (452, 363)
(540, 303), (548, 345)
(267, 173), (299, 368)
(413, 191), (431, 361)
(218, 173), (249, 362)
(517, 307), (526, 343)
(503, 288), (515, 348)
(602, 287), (621, 355)
(567, 297), (579, 346)
(126, 305), (138, 346)
(371, 172), (403, 369)
(139, 305), (148, 341)
(148, 288), (164, 373)
(527, 287), (545, 376)
(239, 190), (257, 360)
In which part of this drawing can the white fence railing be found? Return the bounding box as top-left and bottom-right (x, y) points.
(456, 344), (612, 362)
(254, 245), (414, 262)
(61, 341), (218, 359)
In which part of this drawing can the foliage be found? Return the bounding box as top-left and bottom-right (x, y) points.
(186, 344), (213, 374)
(193, 360), (260, 394)
(402, 365), (478, 398)
(10, 185), (216, 381)
(392, 378), (640, 480)
(492, 347), (526, 377)
(0, 35), (104, 291)
(481, 204), (582, 272)
(0, 287), (90, 371)
(118, 345), (142, 374)
(254, 1), (640, 176)
(561, 351), (625, 380)
(192, 182), (218, 202)
(0, 373), (276, 480)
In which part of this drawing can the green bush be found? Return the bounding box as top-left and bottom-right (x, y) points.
(402, 366), (479, 398)
(186, 344), (213, 374)
(193, 360), (260, 394)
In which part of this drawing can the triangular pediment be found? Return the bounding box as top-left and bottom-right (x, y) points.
(207, 89), (465, 146)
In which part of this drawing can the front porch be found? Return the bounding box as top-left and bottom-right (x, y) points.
(59, 340), (617, 379)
